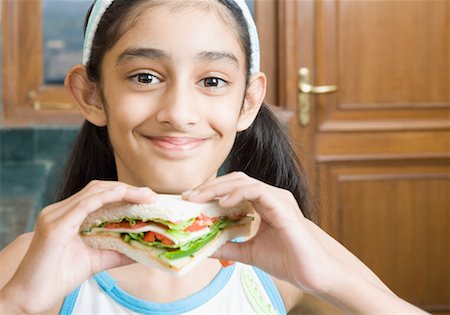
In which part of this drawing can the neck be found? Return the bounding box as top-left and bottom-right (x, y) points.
(107, 258), (223, 303)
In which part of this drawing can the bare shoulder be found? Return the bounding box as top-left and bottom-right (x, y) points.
(0, 232), (34, 289)
(271, 276), (303, 313)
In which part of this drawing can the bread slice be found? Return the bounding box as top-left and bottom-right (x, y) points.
(79, 194), (255, 276)
(81, 222), (252, 276)
(80, 194), (253, 232)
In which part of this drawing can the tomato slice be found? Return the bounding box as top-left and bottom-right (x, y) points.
(219, 259), (235, 268)
(143, 231), (174, 245)
(158, 234), (174, 245)
(184, 221), (205, 232)
(184, 214), (214, 232)
(132, 221), (149, 229)
(142, 231), (156, 242)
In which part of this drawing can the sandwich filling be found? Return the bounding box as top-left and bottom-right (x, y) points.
(81, 214), (252, 261)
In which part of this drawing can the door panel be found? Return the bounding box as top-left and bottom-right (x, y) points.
(319, 161), (449, 309)
(274, 0), (450, 311)
(338, 1), (448, 106)
(316, 0), (449, 130)
(316, 130), (450, 161)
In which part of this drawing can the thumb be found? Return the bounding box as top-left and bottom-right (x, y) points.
(92, 249), (135, 273)
(211, 241), (254, 266)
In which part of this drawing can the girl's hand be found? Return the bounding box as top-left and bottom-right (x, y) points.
(183, 172), (333, 293)
(183, 172), (429, 314)
(0, 180), (156, 314)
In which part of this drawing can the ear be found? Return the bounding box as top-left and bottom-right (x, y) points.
(237, 72), (267, 131)
(65, 64), (107, 127)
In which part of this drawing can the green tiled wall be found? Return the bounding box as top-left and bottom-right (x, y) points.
(0, 127), (79, 249)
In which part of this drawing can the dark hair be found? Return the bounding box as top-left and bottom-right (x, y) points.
(227, 106), (312, 218)
(56, 0), (314, 220)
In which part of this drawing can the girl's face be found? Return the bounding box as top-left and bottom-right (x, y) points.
(100, 4), (250, 193)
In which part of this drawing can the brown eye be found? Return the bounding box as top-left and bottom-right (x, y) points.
(130, 73), (161, 85)
(201, 77), (227, 88)
(138, 74), (153, 83)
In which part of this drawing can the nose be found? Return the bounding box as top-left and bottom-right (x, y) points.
(156, 81), (201, 130)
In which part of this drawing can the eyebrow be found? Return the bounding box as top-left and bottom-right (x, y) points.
(196, 51), (240, 68)
(117, 47), (239, 68)
(116, 48), (170, 65)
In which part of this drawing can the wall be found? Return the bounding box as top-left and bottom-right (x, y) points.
(0, 2), (79, 249)
(0, 128), (79, 249)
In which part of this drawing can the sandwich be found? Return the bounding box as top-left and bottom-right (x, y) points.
(80, 194), (255, 276)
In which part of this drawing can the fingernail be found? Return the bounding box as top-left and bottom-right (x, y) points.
(136, 187), (151, 191)
(183, 190), (199, 197)
(219, 195), (229, 203)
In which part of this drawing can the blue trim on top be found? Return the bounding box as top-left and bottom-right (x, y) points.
(59, 287), (81, 315)
(93, 265), (235, 315)
(252, 267), (287, 315)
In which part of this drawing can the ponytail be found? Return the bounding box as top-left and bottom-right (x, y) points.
(56, 121), (117, 201)
(226, 104), (314, 220)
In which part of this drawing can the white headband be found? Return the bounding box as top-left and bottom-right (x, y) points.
(82, 0), (260, 74)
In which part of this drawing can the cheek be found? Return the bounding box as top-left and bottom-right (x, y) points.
(207, 90), (245, 134)
(102, 73), (154, 123)
(208, 104), (242, 135)
(105, 92), (154, 128)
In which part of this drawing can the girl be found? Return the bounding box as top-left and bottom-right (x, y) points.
(0, 0), (428, 314)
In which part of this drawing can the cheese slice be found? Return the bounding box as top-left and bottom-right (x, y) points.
(91, 223), (210, 245)
(130, 240), (194, 268)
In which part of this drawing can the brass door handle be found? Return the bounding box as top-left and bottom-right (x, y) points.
(298, 67), (337, 126)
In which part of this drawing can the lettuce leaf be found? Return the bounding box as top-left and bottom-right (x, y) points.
(165, 229), (191, 239)
(97, 217), (195, 230)
(120, 217), (248, 258)
(163, 219), (233, 260)
(128, 232), (144, 240)
(151, 218), (196, 231)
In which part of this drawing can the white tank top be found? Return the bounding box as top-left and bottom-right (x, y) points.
(59, 263), (286, 314)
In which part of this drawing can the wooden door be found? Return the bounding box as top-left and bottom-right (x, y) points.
(272, 0), (450, 312)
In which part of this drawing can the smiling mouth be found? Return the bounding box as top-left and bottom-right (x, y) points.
(146, 136), (208, 151)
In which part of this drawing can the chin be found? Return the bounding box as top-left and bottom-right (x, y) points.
(124, 164), (219, 194)
(152, 186), (188, 195)
(148, 178), (209, 195)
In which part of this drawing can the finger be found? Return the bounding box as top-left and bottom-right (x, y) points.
(90, 249), (136, 274)
(194, 172), (251, 190)
(185, 179), (287, 227)
(39, 181), (131, 223)
(183, 172), (254, 199)
(184, 177), (257, 203)
(223, 186), (302, 228)
(52, 180), (119, 208)
(57, 186), (156, 231)
(185, 175), (302, 230)
(57, 182), (153, 221)
(218, 183), (269, 209)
